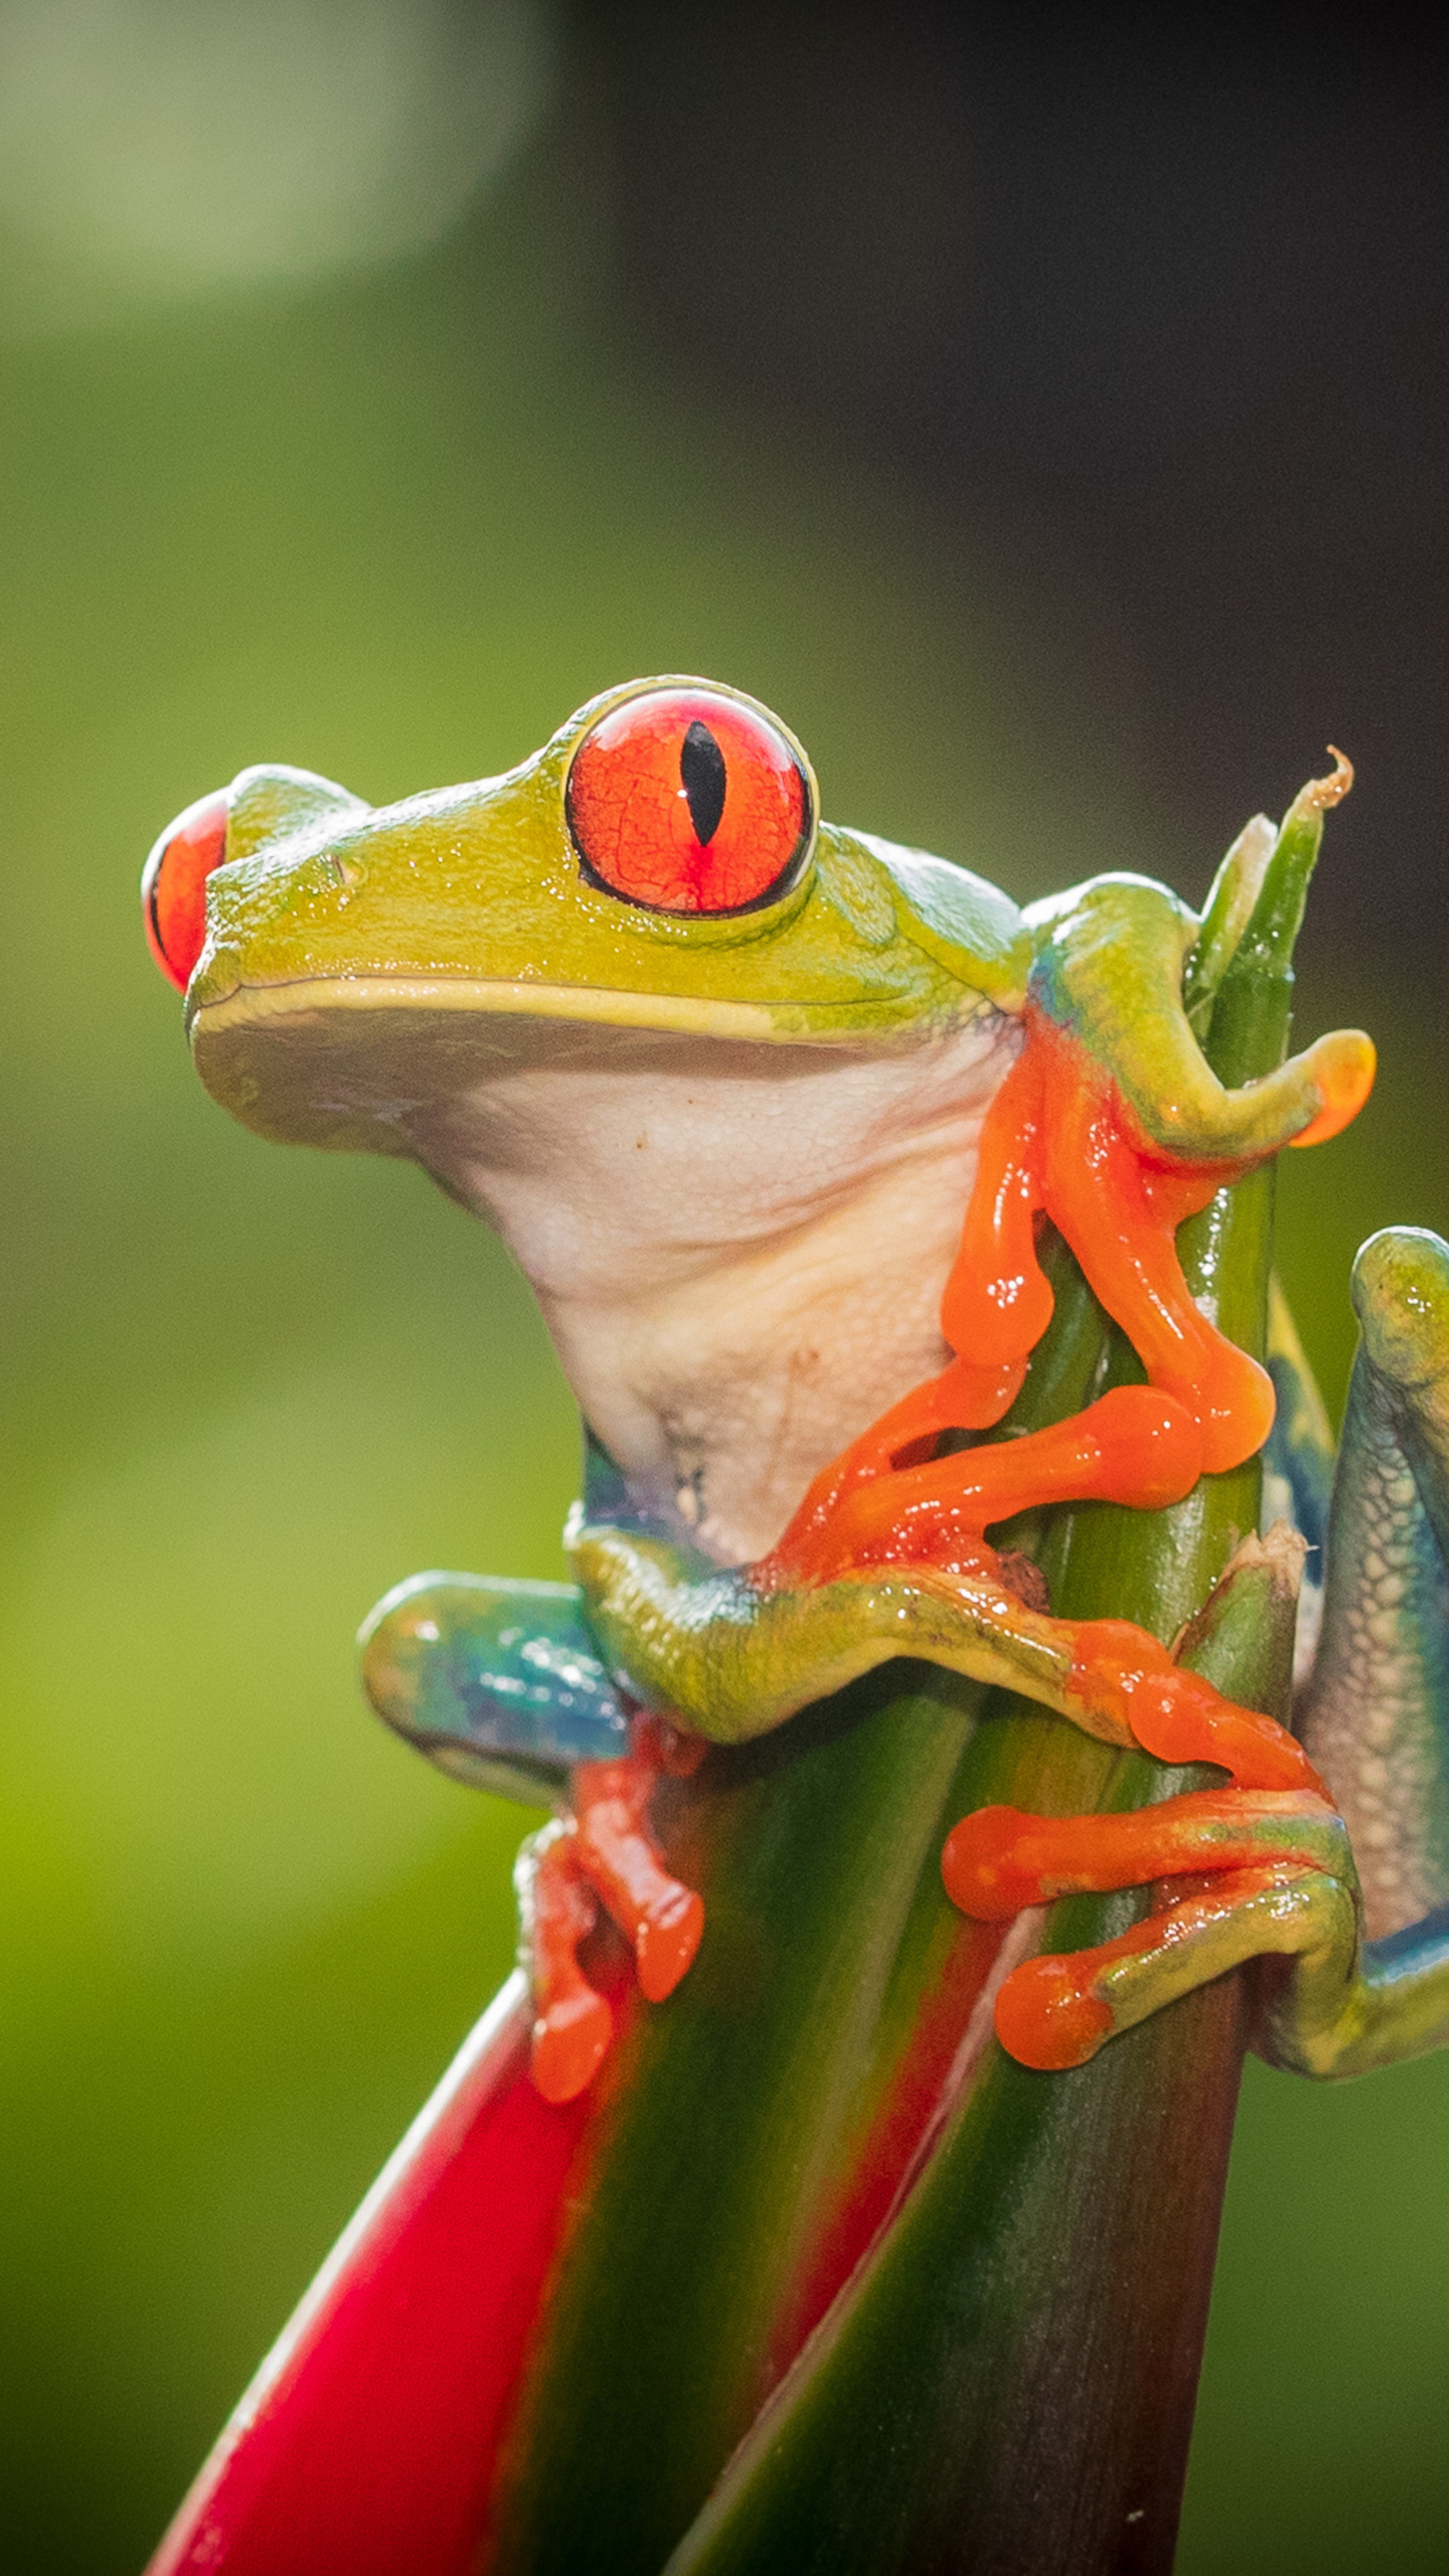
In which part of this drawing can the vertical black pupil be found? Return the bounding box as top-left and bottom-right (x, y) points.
(680, 719), (729, 845)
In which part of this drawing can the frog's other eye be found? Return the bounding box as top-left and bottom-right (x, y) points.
(142, 790), (231, 992)
(566, 689), (811, 914)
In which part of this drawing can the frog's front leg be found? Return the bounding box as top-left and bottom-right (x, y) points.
(360, 1573), (704, 2100)
(931, 756), (1374, 1472)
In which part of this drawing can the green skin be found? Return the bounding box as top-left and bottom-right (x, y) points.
(178, 675), (1449, 2080)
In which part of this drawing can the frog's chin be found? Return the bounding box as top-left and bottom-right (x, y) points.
(187, 971), (963, 1155)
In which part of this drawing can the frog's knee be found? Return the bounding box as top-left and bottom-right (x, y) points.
(359, 1570), (631, 1805)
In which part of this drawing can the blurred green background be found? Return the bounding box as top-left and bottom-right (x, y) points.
(2, 7), (1448, 2569)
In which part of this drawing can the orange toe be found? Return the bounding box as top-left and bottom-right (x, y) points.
(531, 1986), (613, 2104)
(994, 1954), (1112, 2072)
(1289, 1030), (1376, 1150)
(1189, 1342), (1277, 1476)
(941, 1807), (1042, 1920)
(635, 1884), (706, 2002)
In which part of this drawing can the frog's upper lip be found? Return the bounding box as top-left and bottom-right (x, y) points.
(186, 968), (924, 1046)
(186, 967), (994, 1155)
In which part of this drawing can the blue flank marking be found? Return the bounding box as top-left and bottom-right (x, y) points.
(1365, 1899), (1449, 1973)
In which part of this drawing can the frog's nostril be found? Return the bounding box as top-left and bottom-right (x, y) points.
(142, 789), (230, 993)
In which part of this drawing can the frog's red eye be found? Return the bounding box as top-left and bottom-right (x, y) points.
(566, 689), (811, 914)
(142, 790), (231, 993)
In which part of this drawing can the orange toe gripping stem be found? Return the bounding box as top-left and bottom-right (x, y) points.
(942, 1645), (1336, 2074)
(940, 1787), (1336, 1922)
(987, 1866), (1311, 2072)
(527, 1741), (706, 2104)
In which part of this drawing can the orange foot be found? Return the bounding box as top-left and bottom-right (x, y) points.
(522, 1730), (706, 2104)
(942, 1776), (1349, 2070)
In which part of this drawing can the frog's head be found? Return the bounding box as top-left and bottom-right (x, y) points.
(142, 678), (1026, 1161)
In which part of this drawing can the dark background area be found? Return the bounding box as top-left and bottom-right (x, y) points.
(584, 3), (1449, 977)
(1, 6), (1447, 2569)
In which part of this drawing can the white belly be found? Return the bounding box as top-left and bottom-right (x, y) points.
(405, 1011), (1018, 1563)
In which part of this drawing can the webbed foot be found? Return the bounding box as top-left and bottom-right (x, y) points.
(519, 1741), (706, 2102)
(943, 1786), (1354, 2069)
(517, 1821), (614, 2103)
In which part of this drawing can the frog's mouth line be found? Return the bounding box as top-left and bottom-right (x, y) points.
(188, 972), (959, 1048)
(189, 970), (1007, 1159)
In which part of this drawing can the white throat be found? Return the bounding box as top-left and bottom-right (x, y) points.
(405, 1012), (1018, 1564)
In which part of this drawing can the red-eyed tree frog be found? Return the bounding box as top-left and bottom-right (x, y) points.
(143, 678), (1449, 2108)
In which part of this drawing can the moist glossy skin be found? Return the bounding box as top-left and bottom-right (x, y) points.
(148, 677), (1449, 2101)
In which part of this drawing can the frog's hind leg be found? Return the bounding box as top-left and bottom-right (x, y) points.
(1217, 1254), (1449, 2094)
(1299, 1228), (1449, 1945)
(938, 1230), (1449, 2084)
(359, 1572), (704, 2100)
